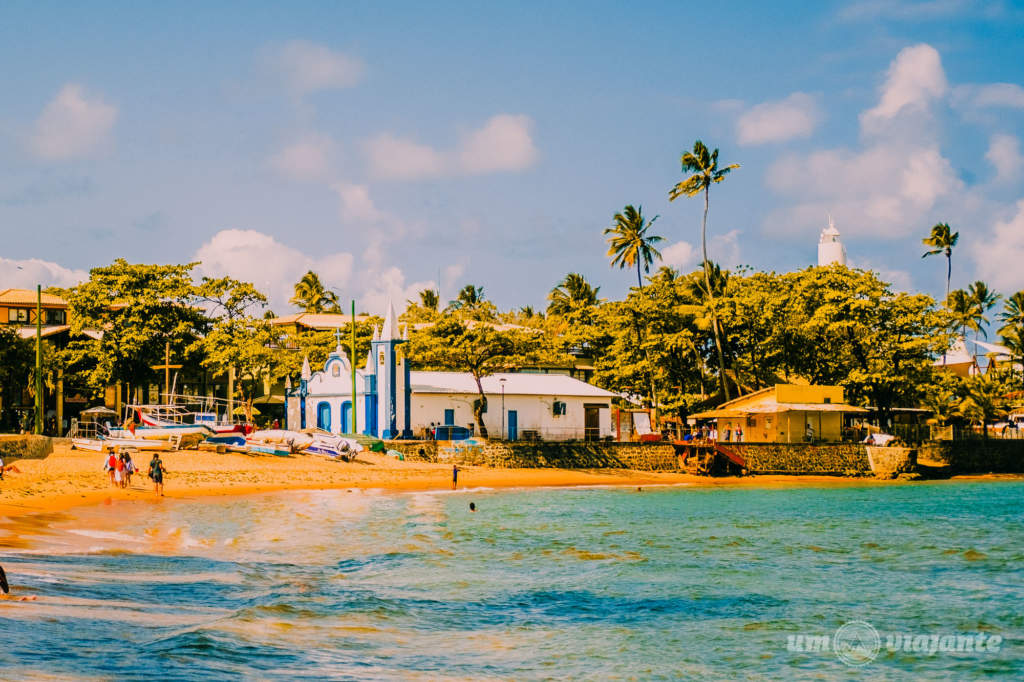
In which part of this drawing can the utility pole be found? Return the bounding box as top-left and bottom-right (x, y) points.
(150, 341), (182, 402)
(35, 285), (42, 434)
(351, 299), (357, 434)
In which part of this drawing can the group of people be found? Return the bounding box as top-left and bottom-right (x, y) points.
(103, 449), (166, 496)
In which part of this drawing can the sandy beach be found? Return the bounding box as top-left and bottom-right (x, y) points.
(0, 442), (946, 521)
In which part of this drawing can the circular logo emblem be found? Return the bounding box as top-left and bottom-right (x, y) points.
(833, 620), (880, 667)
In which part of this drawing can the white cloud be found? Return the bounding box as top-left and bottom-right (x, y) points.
(30, 84), (117, 160)
(860, 44), (947, 134)
(711, 230), (741, 268)
(193, 229), (354, 311)
(0, 257), (87, 290)
(363, 133), (447, 180)
(360, 266), (434, 318)
(364, 114), (538, 180)
(952, 82), (1024, 110)
(457, 114), (538, 173)
(837, 0), (977, 22)
(985, 134), (1023, 182)
(736, 93), (821, 145)
(268, 40), (364, 94)
(332, 182), (384, 223)
(660, 241), (698, 270)
(971, 199), (1024, 293)
(268, 133), (334, 181)
(765, 144), (962, 237)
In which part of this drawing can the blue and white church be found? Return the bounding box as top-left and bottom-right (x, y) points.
(285, 300), (620, 441)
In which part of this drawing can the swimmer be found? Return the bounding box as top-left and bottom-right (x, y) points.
(469, 502), (476, 512)
(0, 564), (7, 594)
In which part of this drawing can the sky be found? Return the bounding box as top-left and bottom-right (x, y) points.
(1, 0), (1023, 315)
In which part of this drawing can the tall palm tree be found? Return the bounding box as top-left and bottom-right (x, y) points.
(547, 273), (600, 315)
(419, 288), (439, 311)
(669, 140), (739, 399)
(448, 284), (485, 311)
(922, 222), (959, 301)
(289, 270), (341, 313)
(998, 290), (1024, 335)
(604, 205), (663, 290)
(967, 280), (1001, 340)
(947, 289), (981, 340)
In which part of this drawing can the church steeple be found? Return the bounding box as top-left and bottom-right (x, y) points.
(818, 215), (847, 267)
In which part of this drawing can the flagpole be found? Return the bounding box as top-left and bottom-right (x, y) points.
(351, 300), (357, 435)
(35, 285), (42, 434)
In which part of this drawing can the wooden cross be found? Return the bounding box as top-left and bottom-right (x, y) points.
(151, 341), (182, 400)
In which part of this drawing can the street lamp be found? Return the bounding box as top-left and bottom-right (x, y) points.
(500, 377), (507, 441)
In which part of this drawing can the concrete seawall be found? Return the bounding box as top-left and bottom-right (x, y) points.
(386, 440), (679, 471)
(0, 435), (54, 461)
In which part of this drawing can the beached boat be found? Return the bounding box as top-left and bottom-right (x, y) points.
(71, 436), (176, 452)
(247, 429), (315, 452)
(246, 443), (291, 457)
(204, 434), (247, 447)
(71, 437), (105, 452)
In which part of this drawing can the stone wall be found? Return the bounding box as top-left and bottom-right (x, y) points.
(919, 440), (1024, 474)
(0, 435), (54, 461)
(729, 443), (870, 475)
(385, 440), (679, 471)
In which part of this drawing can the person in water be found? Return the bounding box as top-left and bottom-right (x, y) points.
(452, 464), (459, 490)
(469, 502), (476, 512)
(148, 453), (166, 496)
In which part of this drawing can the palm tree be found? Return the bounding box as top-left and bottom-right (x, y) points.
(958, 374), (1009, 438)
(419, 288), (439, 311)
(998, 291), (1024, 335)
(289, 270), (341, 313)
(669, 140), (739, 400)
(967, 280), (1001, 340)
(947, 289), (981, 339)
(604, 205), (663, 290)
(448, 284), (485, 311)
(547, 273), (601, 316)
(921, 222), (959, 300)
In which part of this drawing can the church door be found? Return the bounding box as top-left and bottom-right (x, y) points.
(340, 401), (352, 434)
(316, 402), (332, 432)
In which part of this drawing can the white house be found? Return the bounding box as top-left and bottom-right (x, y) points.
(285, 300), (618, 441)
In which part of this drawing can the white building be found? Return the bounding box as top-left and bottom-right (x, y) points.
(818, 216), (847, 267)
(285, 300), (619, 441)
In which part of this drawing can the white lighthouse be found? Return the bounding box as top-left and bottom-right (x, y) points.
(818, 215), (847, 267)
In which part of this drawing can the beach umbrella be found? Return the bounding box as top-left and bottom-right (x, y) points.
(232, 405), (260, 416)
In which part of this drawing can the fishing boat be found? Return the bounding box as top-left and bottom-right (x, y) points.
(204, 434), (247, 447)
(302, 432), (359, 459)
(247, 429), (315, 452)
(246, 443), (292, 457)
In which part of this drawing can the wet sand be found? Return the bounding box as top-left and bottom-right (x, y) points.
(1, 443), (1019, 522)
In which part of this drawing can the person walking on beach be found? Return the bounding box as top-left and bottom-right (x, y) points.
(123, 451), (134, 488)
(0, 454), (4, 481)
(114, 452), (125, 488)
(106, 450), (118, 488)
(452, 464), (459, 490)
(148, 453), (166, 497)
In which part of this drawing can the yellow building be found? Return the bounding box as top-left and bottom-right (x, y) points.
(0, 288), (69, 336)
(693, 384), (868, 443)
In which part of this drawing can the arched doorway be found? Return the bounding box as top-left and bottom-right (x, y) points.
(316, 401), (332, 431)
(340, 401), (352, 434)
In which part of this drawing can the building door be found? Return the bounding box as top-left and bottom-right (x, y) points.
(507, 410), (518, 441)
(316, 402), (332, 432)
(584, 405), (600, 441)
(340, 401), (352, 433)
(444, 409), (455, 425)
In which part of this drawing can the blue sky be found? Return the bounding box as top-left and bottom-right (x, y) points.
(2, 0), (1023, 314)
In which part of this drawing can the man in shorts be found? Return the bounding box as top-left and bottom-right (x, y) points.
(148, 453), (166, 497)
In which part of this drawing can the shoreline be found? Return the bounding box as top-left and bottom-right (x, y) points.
(1, 444), (1021, 523)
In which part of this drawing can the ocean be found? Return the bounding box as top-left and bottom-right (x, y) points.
(0, 480), (1021, 680)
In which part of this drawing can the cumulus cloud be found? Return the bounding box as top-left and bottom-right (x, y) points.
(268, 40), (364, 94)
(985, 134), (1023, 182)
(952, 82), (1024, 110)
(364, 114), (538, 180)
(660, 241), (698, 270)
(457, 114), (538, 173)
(860, 44), (947, 134)
(971, 200), (1024, 293)
(0, 257), (88, 290)
(359, 266), (435, 318)
(332, 182), (384, 223)
(30, 84), (117, 160)
(737, 93), (821, 145)
(268, 133), (334, 181)
(193, 229), (354, 311)
(837, 0), (980, 22)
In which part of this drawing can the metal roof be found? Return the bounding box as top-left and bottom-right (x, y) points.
(0, 288), (68, 306)
(410, 371), (617, 398)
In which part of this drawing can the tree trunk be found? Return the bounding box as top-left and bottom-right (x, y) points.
(702, 187), (731, 400)
(472, 373), (489, 439)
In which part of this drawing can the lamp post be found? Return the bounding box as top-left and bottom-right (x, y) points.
(500, 377), (506, 441)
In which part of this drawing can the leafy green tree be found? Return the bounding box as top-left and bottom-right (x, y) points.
(196, 276), (268, 320)
(290, 270), (341, 313)
(669, 140), (739, 399)
(407, 317), (564, 438)
(0, 326), (33, 430)
(197, 319), (282, 422)
(921, 222), (959, 300)
(62, 260), (206, 401)
(547, 273), (601, 316)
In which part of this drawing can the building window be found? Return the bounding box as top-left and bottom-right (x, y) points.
(331, 363), (340, 377)
(45, 309), (66, 325)
(8, 308), (29, 323)
(553, 401), (567, 416)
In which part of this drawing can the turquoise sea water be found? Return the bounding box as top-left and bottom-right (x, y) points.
(0, 480), (1021, 680)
